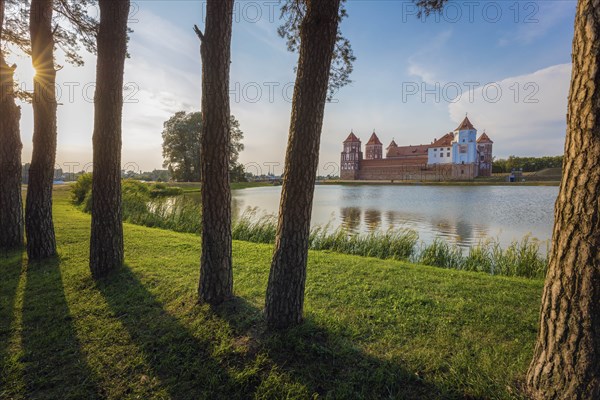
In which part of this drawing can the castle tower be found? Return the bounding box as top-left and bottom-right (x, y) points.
(340, 131), (362, 180)
(477, 131), (494, 177)
(365, 131), (383, 160)
(452, 115), (478, 165)
(385, 139), (398, 158)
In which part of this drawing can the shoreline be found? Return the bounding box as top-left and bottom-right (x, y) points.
(319, 179), (560, 187)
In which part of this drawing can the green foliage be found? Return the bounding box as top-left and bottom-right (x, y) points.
(413, 0), (450, 18)
(0, 186), (544, 399)
(2, 0), (98, 70)
(70, 177), (187, 227)
(122, 169), (171, 182)
(161, 111), (202, 182)
(68, 178), (549, 279)
(161, 111), (245, 182)
(492, 155), (564, 173)
(103, 192), (547, 279)
(417, 236), (548, 279)
(70, 173), (93, 205)
(232, 213), (278, 243)
(310, 226), (419, 260)
(229, 163), (248, 183)
(228, 116), (245, 168)
(417, 239), (464, 270)
(148, 183), (184, 198)
(278, 0), (356, 99)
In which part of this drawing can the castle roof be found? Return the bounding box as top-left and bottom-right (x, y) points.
(456, 116), (475, 131)
(431, 132), (454, 147)
(343, 131), (361, 143)
(386, 139), (398, 149)
(366, 132), (383, 146)
(386, 144), (430, 159)
(477, 132), (493, 144)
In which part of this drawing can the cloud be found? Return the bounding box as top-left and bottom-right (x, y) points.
(407, 30), (452, 84)
(448, 63), (571, 157)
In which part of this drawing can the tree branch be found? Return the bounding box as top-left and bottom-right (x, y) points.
(193, 24), (204, 42)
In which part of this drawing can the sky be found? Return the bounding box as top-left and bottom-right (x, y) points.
(9, 0), (577, 176)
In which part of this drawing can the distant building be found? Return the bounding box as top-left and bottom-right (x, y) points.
(340, 116), (493, 181)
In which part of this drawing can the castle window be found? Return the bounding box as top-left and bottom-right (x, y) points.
(480, 155), (484, 161)
(440, 153), (444, 158)
(434, 148), (437, 151)
(447, 152), (450, 157)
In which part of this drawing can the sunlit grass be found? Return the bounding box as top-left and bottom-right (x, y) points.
(0, 186), (543, 399)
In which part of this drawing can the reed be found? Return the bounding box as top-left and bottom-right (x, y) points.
(70, 178), (548, 279)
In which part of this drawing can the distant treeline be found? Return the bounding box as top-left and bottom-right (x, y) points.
(493, 156), (564, 173)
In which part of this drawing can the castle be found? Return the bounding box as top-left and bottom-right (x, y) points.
(340, 116), (493, 181)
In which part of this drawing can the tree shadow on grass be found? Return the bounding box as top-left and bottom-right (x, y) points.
(213, 297), (456, 400)
(96, 264), (458, 399)
(22, 257), (103, 399)
(0, 250), (24, 394)
(96, 264), (241, 400)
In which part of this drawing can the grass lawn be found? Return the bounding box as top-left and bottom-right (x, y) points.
(166, 181), (273, 193)
(0, 186), (543, 399)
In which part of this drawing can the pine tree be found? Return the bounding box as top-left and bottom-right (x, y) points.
(89, 0), (130, 278)
(526, 0), (600, 397)
(0, 0), (23, 251)
(25, 0), (58, 260)
(264, 0), (343, 329)
(194, 0), (235, 305)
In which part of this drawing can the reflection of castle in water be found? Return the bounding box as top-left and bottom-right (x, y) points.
(340, 207), (361, 232)
(364, 209), (382, 231)
(340, 207), (490, 246)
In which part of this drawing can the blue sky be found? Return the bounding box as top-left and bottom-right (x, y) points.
(12, 0), (576, 175)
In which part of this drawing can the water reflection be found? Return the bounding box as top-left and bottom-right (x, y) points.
(192, 185), (558, 250)
(340, 207), (361, 232)
(364, 209), (382, 232)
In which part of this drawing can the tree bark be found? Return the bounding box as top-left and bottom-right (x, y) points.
(25, 0), (57, 260)
(197, 0), (235, 305)
(264, 0), (341, 329)
(89, 0), (130, 279)
(0, 0), (24, 251)
(526, 0), (600, 398)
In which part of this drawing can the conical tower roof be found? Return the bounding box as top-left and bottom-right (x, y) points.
(456, 116), (475, 131)
(366, 132), (383, 146)
(477, 131), (493, 144)
(343, 131), (361, 143)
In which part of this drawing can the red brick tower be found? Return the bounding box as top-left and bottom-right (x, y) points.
(477, 131), (494, 176)
(365, 131), (383, 160)
(340, 131), (362, 180)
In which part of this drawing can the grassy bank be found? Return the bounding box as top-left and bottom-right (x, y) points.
(165, 181), (273, 193)
(73, 179), (547, 279)
(0, 186), (542, 399)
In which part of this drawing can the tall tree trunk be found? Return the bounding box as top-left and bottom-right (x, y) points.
(264, 0), (341, 329)
(89, 0), (130, 279)
(25, 0), (57, 260)
(197, 0), (235, 305)
(526, 0), (600, 398)
(0, 0), (24, 251)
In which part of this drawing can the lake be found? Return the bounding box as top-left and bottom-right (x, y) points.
(191, 185), (558, 249)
